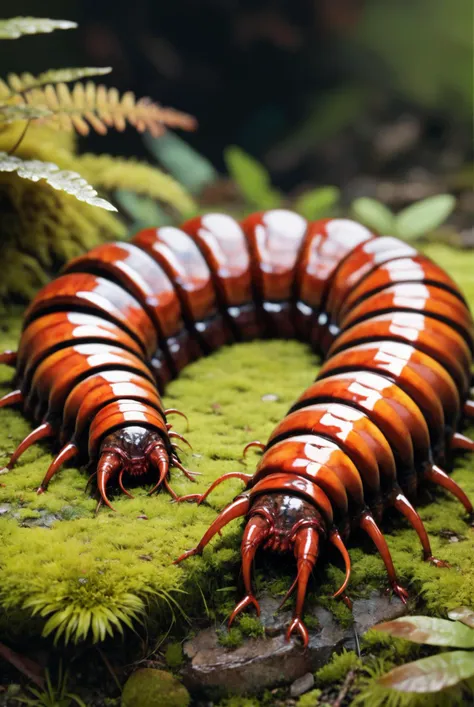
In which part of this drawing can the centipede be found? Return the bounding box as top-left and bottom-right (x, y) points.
(1, 211), (474, 647)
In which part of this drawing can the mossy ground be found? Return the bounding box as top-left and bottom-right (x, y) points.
(0, 245), (473, 697)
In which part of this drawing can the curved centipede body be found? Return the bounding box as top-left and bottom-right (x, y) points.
(1, 211), (474, 647)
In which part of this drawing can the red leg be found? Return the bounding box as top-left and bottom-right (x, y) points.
(451, 432), (474, 452)
(464, 400), (474, 418)
(286, 527), (320, 648)
(3, 422), (53, 471)
(118, 469), (134, 498)
(171, 456), (202, 481)
(0, 351), (17, 367)
(228, 515), (270, 625)
(393, 492), (449, 567)
(425, 465), (473, 514)
(37, 442), (78, 494)
(329, 529), (352, 597)
(359, 511), (408, 603)
(174, 471), (252, 504)
(95, 451), (122, 511)
(0, 390), (23, 409)
(169, 431), (192, 450)
(147, 446), (170, 495)
(165, 408), (189, 430)
(174, 495), (250, 563)
(242, 441), (265, 458)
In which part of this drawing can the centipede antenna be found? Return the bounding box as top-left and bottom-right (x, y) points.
(329, 530), (352, 598)
(37, 442), (78, 494)
(451, 432), (474, 452)
(96, 451), (122, 511)
(173, 495), (251, 564)
(6, 422), (53, 470)
(118, 469), (134, 498)
(0, 390), (23, 409)
(164, 408), (189, 431)
(464, 400), (474, 418)
(359, 512), (408, 603)
(425, 465), (473, 514)
(229, 515), (270, 625)
(0, 351), (17, 367)
(242, 441), (265, 459)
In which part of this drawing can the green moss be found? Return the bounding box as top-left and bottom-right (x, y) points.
(121, 668), (190, 707)
(218, 627), (244, 649)
(297, 689), (322, 707)
(218, 698), (261, 707)
(0, 246), (472, 652)
(237, 615), (265, 639)
(314, 650), (361, 686)
(164, 642), (184, 669)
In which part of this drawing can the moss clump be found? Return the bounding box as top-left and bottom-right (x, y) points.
(297, 689), (322, 706)
(121, 668), (189, 707)
(164, 642), (184, 669)
(238, 615), (265, 639)
(218, 627), (244, 649)
(314, 649), (361, 686)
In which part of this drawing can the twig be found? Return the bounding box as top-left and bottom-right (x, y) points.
(0, 641), (44, 688)
(96, 647), (122, 694)
(333, 668), (357, 707)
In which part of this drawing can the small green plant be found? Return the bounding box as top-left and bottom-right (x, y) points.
(351, 194), (456, 241)
(16, 662), (86, 707)
(373, 607), (474, 696)
(224, 145), (340, 218)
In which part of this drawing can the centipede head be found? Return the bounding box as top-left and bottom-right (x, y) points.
(96, 426), (170, 509)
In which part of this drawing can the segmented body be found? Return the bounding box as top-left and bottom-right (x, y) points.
(1, 211), (474, 646)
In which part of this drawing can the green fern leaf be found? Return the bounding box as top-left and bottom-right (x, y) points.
(2, 67), (112, 97)
(0, 104), (52, 122)
(0, 152), (117, 211)
(0, 17), (77, 39)
(77, 153), (197, 215)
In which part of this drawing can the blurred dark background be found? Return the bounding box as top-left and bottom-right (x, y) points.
(2, 0), (472, 195)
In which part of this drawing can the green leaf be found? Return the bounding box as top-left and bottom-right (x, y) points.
(3, 67), (112, 96)
(115, 189), (172, 227)
(294, 186), (340, 220)
(143, 131), (218, 195)
(0, 17), (77, 39)
(395, 194), (456, 240)
(0, 152), (117, 211)
(0, 104), (52, 122)
(374, 616), (474, 648)
(379, 651), (474, 693)
(224, 145), (281, 209)
(351, 197), (395, 234)
(448, 607), (474, 629)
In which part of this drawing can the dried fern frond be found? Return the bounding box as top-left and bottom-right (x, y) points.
(0, 17), (77, 39)
(76, 153), (197, 216)
(0, 152), (116, 211)
(23, 81), (197, 137)
(0, 67), (112, 100)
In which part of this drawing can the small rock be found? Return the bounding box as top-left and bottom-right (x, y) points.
(449, 536), (460, 543)
(261, 394), (279, 402)
(290, 672), (314, 697)
(0, 503), (11, 515)
(121, 668), (190, 707)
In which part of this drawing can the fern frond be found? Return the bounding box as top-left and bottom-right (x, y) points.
(0, 17), (77, 39)
(77, 153), (197, 215)
(0, 67), (112, 100)
(0, 152), (116, 211)
(23, 81), (196, 137)
(0, 104), (52, 122)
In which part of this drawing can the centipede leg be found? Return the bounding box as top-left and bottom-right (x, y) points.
(242, 441), (265, 459)
(2, 422), (54, 471)
(165, 408), (189, 430)
(37, 442), (78, 494)
(359, 511), (408, 602)
(0, 390), (23, 409)
(0, 351), (17, 367)
(173, 495), (251, 563)
(451, 432), (474, 452)
(228, 515), (270, 625)
(329, 529), (352, 597)
(393, 492), (449, 567)
(173, 471), (253, 504)
(425, 465), (473, 514)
